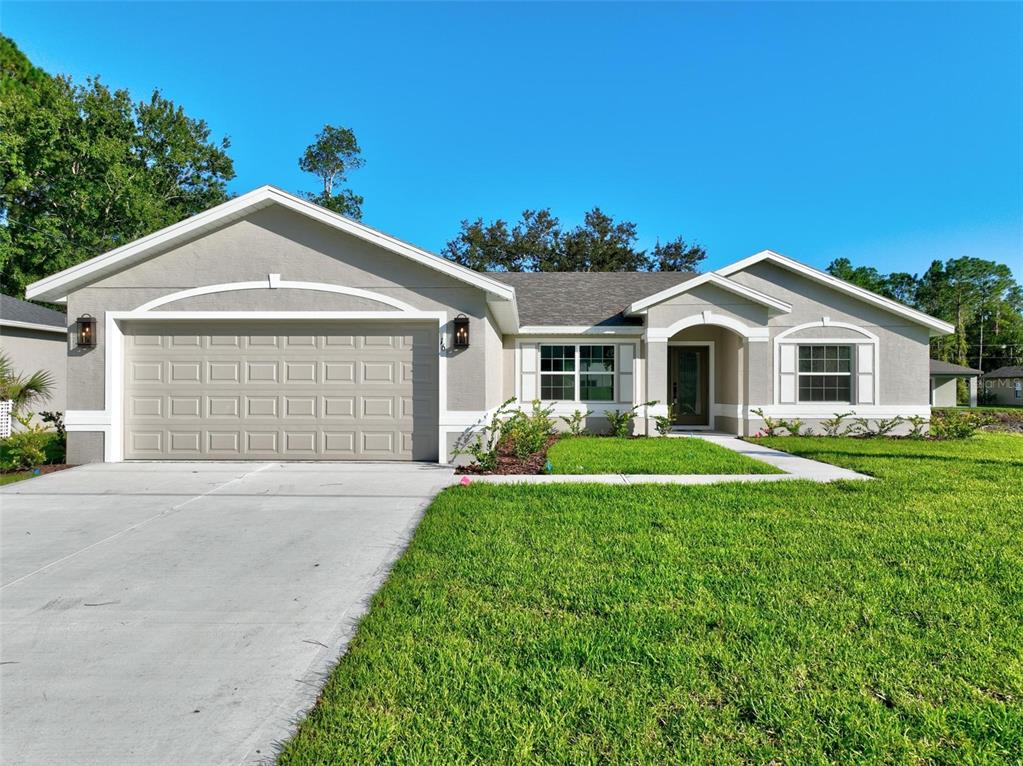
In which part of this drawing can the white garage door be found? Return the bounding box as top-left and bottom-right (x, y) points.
(122, 321), (438, 461)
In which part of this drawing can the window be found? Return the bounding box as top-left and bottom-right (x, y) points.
(797, 345), (852, 402)
(1015, 381), (1021, 400)
(540, 344), (615, 401)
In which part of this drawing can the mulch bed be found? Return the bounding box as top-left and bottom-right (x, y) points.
(457, 435), (558, 475)
(1, 463), (74, 479)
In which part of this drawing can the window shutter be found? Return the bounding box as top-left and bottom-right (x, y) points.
(778, 345), (797, 403)
(618, 344), (634, 403)
(856, 344), (875, 404)
(520, 343), (538, 401)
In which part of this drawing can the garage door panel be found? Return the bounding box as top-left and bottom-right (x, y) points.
(123, 321), (437, 460)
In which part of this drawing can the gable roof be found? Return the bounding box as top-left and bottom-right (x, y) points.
(929, 359), (981, 377)
(0, 294), (67, 334)
(626, 271), (792, 315)
(716, 250), (955, 336)
(984, 365), (1023, 379)
(24, 186), (518, 311)
(487, 271), (695, 327)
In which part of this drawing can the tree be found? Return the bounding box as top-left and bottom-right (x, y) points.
(443, 207), (705, 272)
(0, 36), (235, 297)
(652, 236), (707, 272)
(298, 125), (364, 218)
(0, 351), (55, 417)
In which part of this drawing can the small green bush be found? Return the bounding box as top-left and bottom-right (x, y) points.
(605, 401), (656, 439)
(456, 398), (517, 471)
(931, 410), (991, 440)
(1, 427), (54, 471)
(653, 404), (675, 436)
(502, 400), (556, 459)
(560, 408), (593, 437)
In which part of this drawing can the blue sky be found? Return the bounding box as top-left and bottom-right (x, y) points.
(5, 2), (1021, 277)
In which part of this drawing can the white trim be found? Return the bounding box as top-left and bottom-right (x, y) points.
(0, 319), (68, 335)
(514, 338), (638, 407)
(667, 341), (715, 430)
(772, 319), (880, 406)
(627, 272), (792, 315)
(716, 250), (955, 335)
(647, 311), (770, 341)
(24, 185), (518, 309)
(747, 404), (931, 418)
(85, 310), (448, 463)
(516, 325), (645, 336)
(133, 280), (418, 313)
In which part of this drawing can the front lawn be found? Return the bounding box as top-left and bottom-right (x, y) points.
(279, 433), (1023, 764)
(546, 435), (781, 474)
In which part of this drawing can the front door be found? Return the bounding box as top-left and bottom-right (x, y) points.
(668, 346), (710, 427)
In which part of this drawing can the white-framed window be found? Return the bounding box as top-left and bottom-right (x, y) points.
(1015, 380), (1021, 400)
(539, 344), (615, 402)
(797, 344), (853, 402)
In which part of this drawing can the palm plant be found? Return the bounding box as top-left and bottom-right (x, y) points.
(0, 351), (55, 419)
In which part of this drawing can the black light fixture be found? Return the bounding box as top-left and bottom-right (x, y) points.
(452, 313), (470, 349)
(76, 314), (96, 348)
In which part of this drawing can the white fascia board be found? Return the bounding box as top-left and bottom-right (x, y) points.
(25, 186), (517, 305)
(626, 272), (792, 315)
(0, 319), (68, 334)
(716, 250), (956, 336)
(487, 295), (520, 335)
(515, 325), (645, 336)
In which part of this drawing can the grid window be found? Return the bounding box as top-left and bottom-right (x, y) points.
(797, 345), (853, 402)
(1015, 381), (1021, 400)
(539, 344), (616, 401)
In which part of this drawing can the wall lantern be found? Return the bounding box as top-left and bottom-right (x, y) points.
(76, 314), (97, 348)
(452, 314), (470, 349)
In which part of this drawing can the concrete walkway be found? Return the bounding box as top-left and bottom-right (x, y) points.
(469, 433), (871, 485)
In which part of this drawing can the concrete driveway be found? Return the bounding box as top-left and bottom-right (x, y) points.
(0, 461), (454, 766)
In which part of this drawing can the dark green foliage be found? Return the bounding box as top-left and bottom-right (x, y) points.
(0, 36), (234, 296)
(298, 124), (364, 219)
(443, 209), (706, 272)
(930, 410), (993, 439)
(0, 428), (63, 471)
(603, 401), (655, 438)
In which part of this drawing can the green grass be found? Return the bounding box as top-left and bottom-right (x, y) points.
(934, 405), (1023, 412)
(279, 433), (1023, 765)
(546, 435), (781, 474)
(0, 471), (34, 486)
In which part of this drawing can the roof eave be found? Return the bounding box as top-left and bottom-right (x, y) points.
(717, 250), (956, 336)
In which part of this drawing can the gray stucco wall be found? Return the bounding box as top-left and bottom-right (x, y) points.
(930, 376), (958, 407)
(62, 204), (504, 463)
(730, 262), (932, 407)
(0, 326), (68, 416)
(985, 377), (1022, 406)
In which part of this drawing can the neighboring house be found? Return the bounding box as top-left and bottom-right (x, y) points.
(929, 359), (981, 407)
(0, 294), (68, 422)
(983, 366), (1023, 406)
(24, 186), (954, 464)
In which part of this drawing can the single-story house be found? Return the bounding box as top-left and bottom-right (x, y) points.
(929, 359), (981, 407)
(983, 365), (1023, 406)
(24, 186), (955, 464)
(0, 294), (68, 429)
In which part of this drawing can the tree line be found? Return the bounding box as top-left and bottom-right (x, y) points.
(827, 257), (1023, 373)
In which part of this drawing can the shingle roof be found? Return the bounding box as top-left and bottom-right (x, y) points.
(486, 271), (696, 326)
(0, 294), (66, 329)
(984, 365), (1023, 379)
(929, 359), (982, 376)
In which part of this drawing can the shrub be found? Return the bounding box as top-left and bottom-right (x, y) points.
(560, 408), (593, 437)
(821, 411), (854, 437)
(931, 410), (992, 440)
(0, 427), (53, 471)
(851, 416), (904, 437)
(456, 397), (517, 471)
(502, 400), (556, 459)
(779, 418), (806, 437)
(605, 401), (657, 439)
(654, 404), (676, 436)
(906, 415), (928, 439)
(751, 407), (783, 437)
(40, 411), (65, 437)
